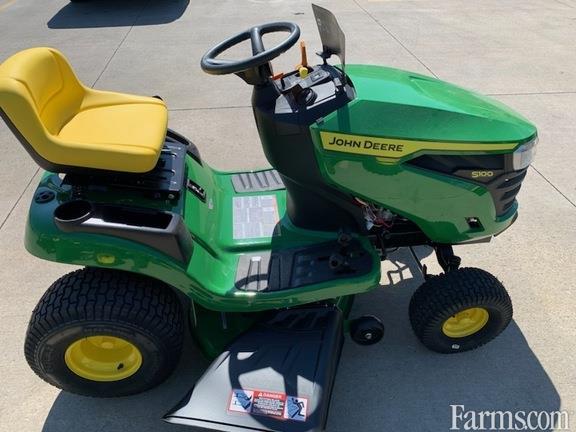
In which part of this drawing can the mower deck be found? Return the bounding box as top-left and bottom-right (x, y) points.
(165, 306), (344, 432)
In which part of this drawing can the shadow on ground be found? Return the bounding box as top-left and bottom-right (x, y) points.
(41, 248), (560, 432)
(47, 0), (189, 29)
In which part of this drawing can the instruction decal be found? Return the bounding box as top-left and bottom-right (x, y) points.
(233, 195), (280, 240)
(228, 389), (254, 413)
(228, 389), (308, 422)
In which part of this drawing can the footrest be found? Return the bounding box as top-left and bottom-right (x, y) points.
(231, 169), (285, 193)
(164, 307), (344, 432)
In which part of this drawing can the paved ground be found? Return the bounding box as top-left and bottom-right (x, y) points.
(0, 0), (575, 431)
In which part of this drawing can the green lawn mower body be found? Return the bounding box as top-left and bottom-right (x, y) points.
(25, 56), (535, 353)
(4, 5), (536, 432)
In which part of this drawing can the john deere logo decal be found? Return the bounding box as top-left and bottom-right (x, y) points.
(319, 131), (518, 161)
(326, 135), (405, 153)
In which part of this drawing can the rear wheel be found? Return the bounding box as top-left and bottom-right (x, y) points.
(24, 268), (184, 397)
(409, 267), (512, 353)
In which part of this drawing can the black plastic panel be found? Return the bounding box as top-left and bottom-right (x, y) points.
(252, 64), (365, 233)
(312, 4), (346, 66)
(490, 168), (528, 215)
(164, 307), (344, 432)
(166, 128), (202, 165)
(409, 153), (505, 173)
(63, 139), (187, 201)
(408, 153), (527, 216)
(235, 240), (372, 292)
(53, 201), (193, 263)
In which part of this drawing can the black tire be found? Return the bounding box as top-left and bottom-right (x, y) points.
(409, 267), (512, 354)
(24, 268), (184, 397)
(349, 315), (385, 346)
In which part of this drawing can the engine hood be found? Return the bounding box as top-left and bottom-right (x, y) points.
(317, 64), (536, 146)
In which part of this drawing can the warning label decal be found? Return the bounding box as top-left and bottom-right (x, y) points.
(285, 396), (308, 422)
(252, 391), (286, 418)
(232, 195), (280, 240)
(228, 389), (308, 422)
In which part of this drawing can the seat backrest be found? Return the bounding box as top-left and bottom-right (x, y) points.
(0, 47), (86, 169)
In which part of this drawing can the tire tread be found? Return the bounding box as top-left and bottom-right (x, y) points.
(24, 267), (184, 395)
(409, 267), (513, 353)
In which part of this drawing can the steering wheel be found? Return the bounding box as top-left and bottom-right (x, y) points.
(200, 22), (300, 76)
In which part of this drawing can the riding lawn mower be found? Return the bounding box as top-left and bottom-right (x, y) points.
(0, 5), (537, 431)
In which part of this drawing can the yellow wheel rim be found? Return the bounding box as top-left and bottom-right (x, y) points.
(442, 307), (489, 338)
(65, 336), (142, 382)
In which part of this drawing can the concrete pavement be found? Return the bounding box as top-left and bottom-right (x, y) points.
(0, 0), (575, 431)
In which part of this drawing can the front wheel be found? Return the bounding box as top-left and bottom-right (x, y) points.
(409, 267), (513, 353)
(24, 268), (185, 397)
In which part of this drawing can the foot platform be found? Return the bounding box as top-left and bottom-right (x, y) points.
(234, 240), (373, 292)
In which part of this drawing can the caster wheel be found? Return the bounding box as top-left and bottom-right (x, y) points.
(24, 268), (184, 397)
(349, 315), (384, 345)
(409, 267), (513, 354)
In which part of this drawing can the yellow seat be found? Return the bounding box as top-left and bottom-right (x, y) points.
(0, 47), (168, 173)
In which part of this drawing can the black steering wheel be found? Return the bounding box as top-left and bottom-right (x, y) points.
(200, 22), (300, 77)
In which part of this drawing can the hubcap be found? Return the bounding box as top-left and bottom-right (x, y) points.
(65, 335), (142, 382)
(442, 307), (489, 338)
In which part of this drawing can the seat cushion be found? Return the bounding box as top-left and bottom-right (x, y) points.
(0, 48), (169, 174)
(58, 100), (168, 173)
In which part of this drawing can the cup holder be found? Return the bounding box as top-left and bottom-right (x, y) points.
(54, 200), (93, 224)
(52, 201), (192, 263)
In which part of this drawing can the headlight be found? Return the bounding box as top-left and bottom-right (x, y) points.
(512, 136), (538, 170)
